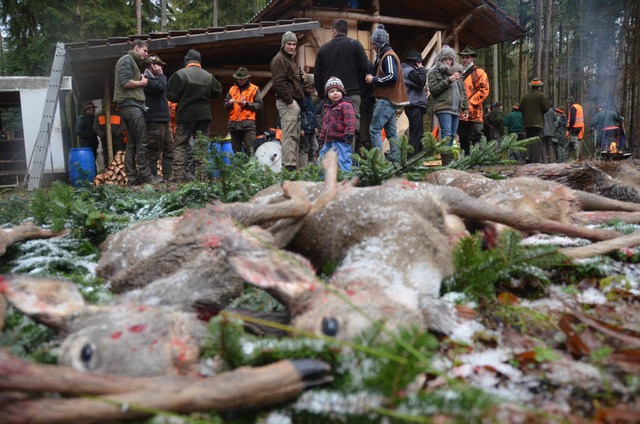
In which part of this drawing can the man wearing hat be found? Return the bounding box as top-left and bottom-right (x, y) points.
(114, 39), (162, 186)
(144, 54), (173, 180)
(566, 96), (585, 160)
(457, 46), (490, 155)
(518, 78), (551, 163)
(75, 101), (100, 161)
(167, 49), (222, 182)
(401, 50), (428, 155)
(365, 24), (409, 160)
(224, 67), (263, 154)
(270, 31), (305, 170)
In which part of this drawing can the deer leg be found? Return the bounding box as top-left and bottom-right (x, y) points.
(0, 222), (63, 257)
(559, 230), (640, 259)
(432, 186), (622, 242)
(574, 190), (640, 212)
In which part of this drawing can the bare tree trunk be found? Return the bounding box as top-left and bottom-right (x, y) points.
(533, 0), (543, 77)
(541, 0), (552, 86)
(160, 0), (167, 31)
(136, 0), (142, 34)
(213, 0), (218, 27)
(492, 43), (499, 103)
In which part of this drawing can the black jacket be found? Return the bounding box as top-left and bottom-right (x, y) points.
(314, 34), (370, 97)
(143, 70), (170, 123)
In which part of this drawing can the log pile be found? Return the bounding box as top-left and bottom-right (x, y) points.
(93, 151), (163, 186)
(94, 150), (128, 186)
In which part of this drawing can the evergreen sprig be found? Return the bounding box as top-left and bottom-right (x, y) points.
(444, 230), (569, 301)
(448, 133), (536, 170)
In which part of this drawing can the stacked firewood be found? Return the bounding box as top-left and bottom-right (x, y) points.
(94, 150), (128, 186)
(93, 151), (163, 186)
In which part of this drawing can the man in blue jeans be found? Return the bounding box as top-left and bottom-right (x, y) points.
(364, 24), (408, 160)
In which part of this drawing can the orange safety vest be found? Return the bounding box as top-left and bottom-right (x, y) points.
(569, 104), (584, 139)
(98, 115), (121, 126)
(228, 84), (259, 122)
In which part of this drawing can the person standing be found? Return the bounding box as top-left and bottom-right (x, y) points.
(318, 77), (356, 172)
(486, 101), (504, 147)
(427, 45), (468, 146)
(365, 24), (409, 161)
(503, 103), (526, 162)
(167, 49), (222, 182)
(401, 50), (428, 156)
(590, 103), (624, 152)
(94, 103), (126, 160)
(518, 78), (551, 163)
(314, 19), (370, 151)
(75, 101), (100, 160)
(566, 96), (585, 160)
(143, 54), (173, 180)
(542, 107), (558, 163)
(271, 31), (305, 171)
(224, 67), (263, 155)
(456, 46), (490, 155)
(299, 74), (319, 166)
(113, 39), (162, 186)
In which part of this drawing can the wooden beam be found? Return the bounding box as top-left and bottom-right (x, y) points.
(208, 68), (272, 79)
(443, 12), (474, 46)
(294, 10), (449, 30)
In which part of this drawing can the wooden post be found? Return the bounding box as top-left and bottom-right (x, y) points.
(102, 75), (114, 165)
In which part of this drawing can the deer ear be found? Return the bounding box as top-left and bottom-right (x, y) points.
(0, 274), (86, 330)
(228, 246), (316, 311)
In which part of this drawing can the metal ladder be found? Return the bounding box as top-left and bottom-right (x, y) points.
(25, 42), (66, 190)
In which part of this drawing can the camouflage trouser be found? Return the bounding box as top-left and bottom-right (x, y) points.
(173, 121), (210, 179)
(276, 99), (301, 169)
(147, 122), (174, 180)
(567, 134), (590, 161)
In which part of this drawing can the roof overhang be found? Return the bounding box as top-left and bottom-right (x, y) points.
(65, 19), (320, 101)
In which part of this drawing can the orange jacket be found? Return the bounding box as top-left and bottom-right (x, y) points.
(568, 103), (584, 139)
(228, 83), (259, 122)
(461, 66), (489, 122)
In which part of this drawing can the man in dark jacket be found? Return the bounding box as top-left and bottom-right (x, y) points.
(519, 78), (551, 163)
(167, 49), (222, 182)
(401, 50), (427, 155)
(113, 39), (162, 186)
(314, 19), (370, 150)
(144, 54), (173, 180)
(270, 31), (305, 171)
(75, 101), (99, 160)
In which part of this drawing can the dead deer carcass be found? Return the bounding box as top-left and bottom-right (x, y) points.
(1, 163), (338, 377)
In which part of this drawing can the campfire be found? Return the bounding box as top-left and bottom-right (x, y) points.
(601, 140), (631, 161)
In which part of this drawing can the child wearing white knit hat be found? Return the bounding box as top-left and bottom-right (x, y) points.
(318, 76), (356, 172)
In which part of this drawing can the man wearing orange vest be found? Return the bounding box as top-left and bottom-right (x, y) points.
(457, 46), (490, 155)
(566, 96), (585, 160)
(93, 103), (126, 163)
(224, 67), (264, 154)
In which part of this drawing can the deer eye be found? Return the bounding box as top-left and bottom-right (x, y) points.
(80, 344), (94, 363)
(321, 317), (339, 337)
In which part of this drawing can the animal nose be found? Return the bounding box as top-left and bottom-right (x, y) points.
(80, 343), (94, 363)
(321, 317), (338, 337)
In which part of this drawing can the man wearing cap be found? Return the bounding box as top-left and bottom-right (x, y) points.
(144, 54), (173, 180)
(167, 49), (222, 182)
(224, 67), (263, 155)
(75, 101), (100, 161)
(566, 96), (585, 160)
(456, 46), (490, 155)
(518, 78), (551, 163)
(401, 50), (428, 155)
(114, 39), (162, 186)
(314, 19), (370, 150)
(365, 24), (409, 160)
(270, 31), (305, 171)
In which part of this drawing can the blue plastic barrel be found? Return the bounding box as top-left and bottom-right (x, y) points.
(68, 147), (96, 187)
(208, 141), (234, 177)
(209, 140), (234, 164)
